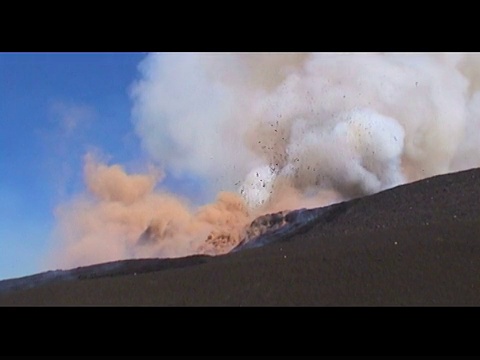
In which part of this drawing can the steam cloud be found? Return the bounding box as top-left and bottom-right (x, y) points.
(48, 53), (480, 269)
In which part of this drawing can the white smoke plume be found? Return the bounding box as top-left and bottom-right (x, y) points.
(131, 52), (480, 206)
(48, 52), (480, 269)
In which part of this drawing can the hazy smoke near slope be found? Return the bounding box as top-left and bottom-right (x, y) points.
(49, 53), (480, 269)
(48, 154), (251, 268)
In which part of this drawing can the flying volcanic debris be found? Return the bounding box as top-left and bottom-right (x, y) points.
(47, 53), (480, 270)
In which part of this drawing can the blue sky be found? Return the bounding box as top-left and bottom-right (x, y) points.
(0, 52), (197, 280)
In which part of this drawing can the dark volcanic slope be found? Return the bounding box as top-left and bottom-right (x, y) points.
(1, 167), (479, 306)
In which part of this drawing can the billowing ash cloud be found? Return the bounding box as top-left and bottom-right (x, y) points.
(48, 53), (480, 269)
(47, 154), (251, 269)
(130, 53), (480, 209)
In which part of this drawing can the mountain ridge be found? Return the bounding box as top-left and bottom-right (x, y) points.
(1, 166), (479, 305)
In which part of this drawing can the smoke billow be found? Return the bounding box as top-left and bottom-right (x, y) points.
(48, 154), (251, 268)
(48, 53), (480, 269)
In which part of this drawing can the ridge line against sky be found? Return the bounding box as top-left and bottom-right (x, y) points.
(2, 52), (480, 280)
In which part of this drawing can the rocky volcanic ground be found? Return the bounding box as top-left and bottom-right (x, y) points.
(1, 167), (479, 306)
